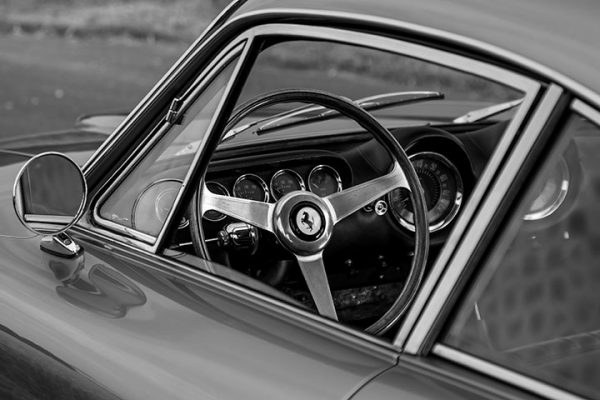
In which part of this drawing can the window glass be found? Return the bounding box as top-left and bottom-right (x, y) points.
(444, 113), (600, 399)
(232, 40), (520, 129)
(98, 56), (238, 237)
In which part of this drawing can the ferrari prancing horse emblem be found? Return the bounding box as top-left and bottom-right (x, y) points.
(295, 206), (322, 236)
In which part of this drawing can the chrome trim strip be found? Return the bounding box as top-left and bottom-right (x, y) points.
(573, 99), (600, 125)
(82, 0), (247, 174)
(433, 344), (586, 400)
(400, 84), (564, 353)
(92, 41), (247, 246)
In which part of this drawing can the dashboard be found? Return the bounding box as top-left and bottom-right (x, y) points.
(101, 117), (583, 329)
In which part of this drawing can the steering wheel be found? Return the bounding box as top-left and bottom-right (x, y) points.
(191, 89), (429, 335)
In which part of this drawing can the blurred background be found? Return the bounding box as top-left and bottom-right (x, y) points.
(0, 0), (228, 139)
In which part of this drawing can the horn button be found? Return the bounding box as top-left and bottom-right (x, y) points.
(273, 192), (334, 255)
(291, 203), (325, 241)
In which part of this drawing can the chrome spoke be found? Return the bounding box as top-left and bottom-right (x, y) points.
(296, 252), (338, 321)
(325, 162), (409, 223)
(201, 183), (274, 233)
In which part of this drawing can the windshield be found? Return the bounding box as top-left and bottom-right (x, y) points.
(223, 39), (522, 143)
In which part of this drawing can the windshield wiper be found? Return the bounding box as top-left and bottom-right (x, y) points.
(453, 98), (523, 124)
(222, 91), (444, 141)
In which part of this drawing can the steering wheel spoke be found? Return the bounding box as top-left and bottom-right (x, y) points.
(326, 162), (409, 223)
(201, 183), (274, 232)
(296, 252), (338, 321)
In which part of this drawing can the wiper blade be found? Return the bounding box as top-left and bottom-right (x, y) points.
(453, 98), (523, 124)
(222, 91), (444, 141)
(257, 91), (444, 134)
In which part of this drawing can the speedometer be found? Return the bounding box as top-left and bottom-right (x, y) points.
(388, 152), (463, 232)
(233, 174), (269, 202)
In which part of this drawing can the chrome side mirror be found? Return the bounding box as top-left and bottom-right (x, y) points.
(13, 152), (87, 235)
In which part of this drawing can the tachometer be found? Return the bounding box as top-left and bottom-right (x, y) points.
(270, 169), (305, 200)
(233, 174), (269, 202)
(388, 152), (463, 232)
(308, 165), (342, 197)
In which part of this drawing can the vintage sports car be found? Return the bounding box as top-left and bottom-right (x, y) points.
(1, 0), (599, 399)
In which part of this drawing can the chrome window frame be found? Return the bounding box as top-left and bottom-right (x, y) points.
(424, 98), (600, 400)
(89, 23), (540, 255)
(91, 40), (250, 249)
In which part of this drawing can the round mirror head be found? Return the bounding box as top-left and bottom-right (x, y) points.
(13, 152), (87, 235)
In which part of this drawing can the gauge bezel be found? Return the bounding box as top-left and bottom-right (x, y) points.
(389, 151), (463, 233)
(269, 169), (306, 200)
(203, 180), (230, 222)
(233, 173), (270, 202)
(307, 164), (343, 197)
(132, 178), (189, 232)
(523, 157), (570, 221)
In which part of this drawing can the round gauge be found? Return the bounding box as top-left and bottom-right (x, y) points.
(388, 152), (463, 232)
(155, 187), (180, 223)
(204, 181), (229, 222)
(132, 179), (188, 236)
(308, 165), (342, 197)
(233, 174), (269, 202)
(270, 169), (306, 200)
(523, 158), (569, 221)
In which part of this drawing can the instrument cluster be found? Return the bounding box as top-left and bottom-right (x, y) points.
(204, 164), (344, 222)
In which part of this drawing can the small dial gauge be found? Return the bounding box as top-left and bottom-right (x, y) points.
(132, 179), (188, 236)
(308, 165), (342, 197)
(388, 152), (463, 232)
(233, 174), (269, 202)
(204, 181), (229, 222)
(270, 169), (306, 200)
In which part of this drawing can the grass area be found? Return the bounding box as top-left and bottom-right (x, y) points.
(0, 0), (226, 42)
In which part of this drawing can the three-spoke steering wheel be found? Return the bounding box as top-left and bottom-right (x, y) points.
(193, 89), (429, 335)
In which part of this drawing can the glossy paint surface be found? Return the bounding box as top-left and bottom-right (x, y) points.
(353, 356), (543, 400)
(0, 157), (395, 399)
(233, 0), (600, 99)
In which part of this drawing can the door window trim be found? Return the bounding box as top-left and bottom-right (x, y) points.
(433, 344), (587, 400)
(400, 84), (564, 352)
(420, 97), (600, 400)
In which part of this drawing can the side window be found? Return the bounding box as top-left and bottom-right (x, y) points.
(444, 112), (600, 398)
(97, 55), (239, 238)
